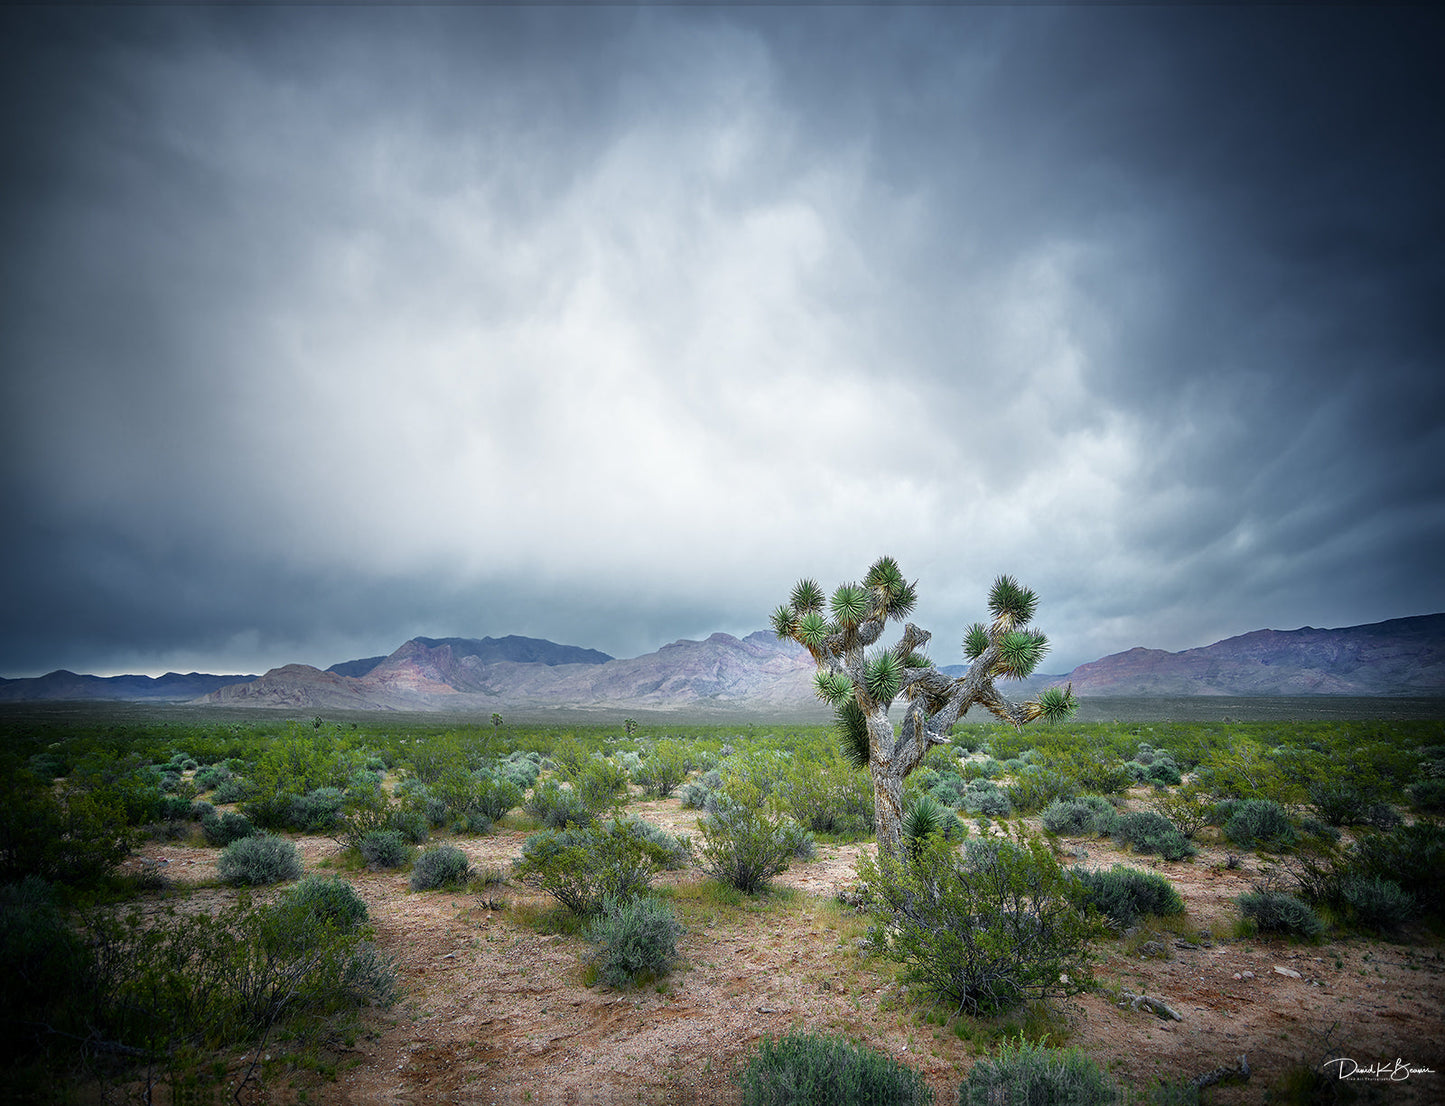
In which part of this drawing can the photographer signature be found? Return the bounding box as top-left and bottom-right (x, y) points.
(1322, 1058), (1436, 1082)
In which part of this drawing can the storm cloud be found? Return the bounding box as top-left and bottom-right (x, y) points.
(2, 5), (1441, 678)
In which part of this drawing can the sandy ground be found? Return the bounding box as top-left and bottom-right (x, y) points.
(127, 792), (1445, 1106)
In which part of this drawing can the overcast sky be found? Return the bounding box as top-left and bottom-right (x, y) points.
(2, 5), (1442, 680)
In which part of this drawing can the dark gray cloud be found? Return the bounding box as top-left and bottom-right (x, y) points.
(2, 5), (1441, 678)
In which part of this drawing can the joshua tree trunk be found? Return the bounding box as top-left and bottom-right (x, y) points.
(772, 557), (1075, 861)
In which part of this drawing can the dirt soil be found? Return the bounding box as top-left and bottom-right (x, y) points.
(131, 792), (1445, 1106)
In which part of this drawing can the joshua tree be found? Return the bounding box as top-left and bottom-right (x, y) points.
(772, 556), (1076, 860)
(491, 713), (504, 738)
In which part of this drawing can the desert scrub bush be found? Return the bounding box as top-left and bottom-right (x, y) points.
(1347, 821), (1445, 919)
(210, 776), (247, 805)
(1238, 888), (1324, 939)
(630, 742), (691, 799)
(858, 828), (1092, 1016)
(958, 1035), (1117, 1105)
(1144, 785), (1214, 839)
(584, 894), (684, 989)
(0, 877), (90, 1065)
(601, 815), (691, 869)
(1409, 778), (1445, 815)
(0, 770), (137, 886)
(286, 874), (368, 931)
(1339, 875), (1415, 933)
(1223, 799), (1297, 851)
(218, 833), (303, 885)
(70, 891), (397, 1085)
(959, 778), (1014, 817)
(514, 820), (672, 915)
(1072, 864), (1184, 929)
(568, 756), (630, 811)
(678, 769), (724, 811)
(1112, 810), (1196, 861)
(201, 809), (258, 847)
(410, 844), (471, 891)
(697, 795), (796, 895)
(288, 786), (346, 832)
(357, 829), (413, 870)
(1040, 795), (1118, 837)
(1308, 780), (1377, 826)
(737, 1028), (933, 1106)
(772, 740), (873, 839)
(525, 778), (596, 829)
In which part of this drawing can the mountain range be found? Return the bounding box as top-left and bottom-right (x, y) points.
(2, 615), (1442, 711)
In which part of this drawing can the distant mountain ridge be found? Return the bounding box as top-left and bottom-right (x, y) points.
(203, 631), (812, 714)
(1056, 613), (1445, 697)
(4, 614), (1442, 709)
(0, 670), (259, 703)
(324, 635), (611, 678)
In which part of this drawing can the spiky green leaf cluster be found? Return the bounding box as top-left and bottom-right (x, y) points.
(831, 584), (870, 627)
(963, 622), (990, 661)
(864, 555), (917, 620)
(988, 575), (1039, 630)
(994, 630), (1049, 680)
(898, 651), (932, 670)
(835, 699), (870, 768)
(790, 578), (825, 614)
(864, 649), (903, 704)
(796, 611), (830, 649)
(1028, 684), (1077, 723)
(813, 670), (854, 706)
(770, 605), (798, 641)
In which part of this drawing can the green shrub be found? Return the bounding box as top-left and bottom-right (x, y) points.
(585, 894), (684, 989)
(858, 829), (1093, 1016)
(570, 757), (629, 811)
(1112, 811), (1196, 861)
(358, 829), (413, 870)
(473, 772), (524, 822)
(1409, 778), (1445, 815)
(961, 779), (1014, 817)
(410, 844), (470, 891)
(201, 810), (257, 847)
(525, 779), (596, 829)
(631, 743), (691, 799)
(1145, 762), (1182, 787)
(73, 890), (398, 1082)
(515, 820), (671, 915)
(0, 772), (136, 886)
(697, 798), (795, 895)
(218, 833), (303, 886)
(211, 777), (246, 805)
(0, 878), (90, 1063)
(1072, 864), (1184, 929)
(1040, 796), (1118, 837)
(737, 1028), (933, 1106)
(958, 1035), (1117, 1105)
(1238, 889), (1324, 939)
(1223, 799), (1297, 850)
(286, 874), (368, 931)
(678, 769), (724, 811)
(602, 816), (691, 869)
(1347, 821), (1445, 918)
(288, 786), (346, 832)
(776, 747), (874, 838)
(1309, 781), (1376, 826)
(1339, 875), (1415, 932)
